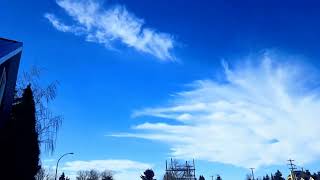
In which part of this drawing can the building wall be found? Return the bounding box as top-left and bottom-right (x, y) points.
(0, 51), (21, 126)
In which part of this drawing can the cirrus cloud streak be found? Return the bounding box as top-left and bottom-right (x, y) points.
(45, 0), (175, 61)
(113, 53), (320, 168)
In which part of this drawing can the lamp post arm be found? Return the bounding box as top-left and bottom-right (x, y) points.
(55, 153), (74, 180)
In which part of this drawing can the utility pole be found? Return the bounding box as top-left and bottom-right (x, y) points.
(288, 159), (296, 172)
(288, 159), (297, 180)
(211, 175), (214, 180)
(250, 168), (255, 180)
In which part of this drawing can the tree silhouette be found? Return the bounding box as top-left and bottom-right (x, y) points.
(0, 68), (60, 178)
(273, 170), (285, 180)
(35, 167), (51, 180)
(58, 172), (70, 180)
(141, 169), (155, 180)
(76, 170), (90, 180)
(264, 174), (270, 180)
(313, 172), (320, 180)
(199, 175), (205, 180)
(17, 66), (62, 154)
(88, 169), (99, 180)
(10, 85), (40, 180)
(306, 170), (311, 176)
(271, 173), (274, 180)
(216, 175), (222, 180)
(101, 170), (114, 180)
(59, 172), (66, 180)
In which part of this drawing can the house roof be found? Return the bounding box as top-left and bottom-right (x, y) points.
(0, 38), (23, 65)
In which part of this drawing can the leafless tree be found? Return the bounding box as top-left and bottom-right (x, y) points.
(101, 170), (114, 180)
(35, 167), (53, 180)
(16, 66), (62, 154)
(35, 168), (47, 180)
(88, 169), (99, 180)
(76, 170), (90, 180)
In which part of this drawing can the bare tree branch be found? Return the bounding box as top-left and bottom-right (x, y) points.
(16, 66), (62, 154)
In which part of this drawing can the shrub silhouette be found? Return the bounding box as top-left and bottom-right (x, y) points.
(141, 169), (155, 180)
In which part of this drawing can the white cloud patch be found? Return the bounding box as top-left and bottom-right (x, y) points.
(45, 0), (175, 61)
(44, 13), (74, 32)
(113, 53), (320, 168)
(61, 159), (152, 180)
(43, 158), (55, 163)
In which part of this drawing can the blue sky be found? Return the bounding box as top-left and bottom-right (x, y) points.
(2, 0), (320, 179)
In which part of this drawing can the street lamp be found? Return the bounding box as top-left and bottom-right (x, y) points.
(55, 152), (74, 180)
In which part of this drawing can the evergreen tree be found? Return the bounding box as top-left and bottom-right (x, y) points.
(59, 172), (66, 180)
(216, 175), (222, 180)
(263, 175), (271, 180)
(306, 170), (311, 176)
(274, 170), (285, 180)
(199, 175), (205, 180)
(312, 173), (317, 180)
(141, 169), (155, 180)
(0, 70), (61, 179)
(265, 174), (270, 180)
(12, 85), (40, 180)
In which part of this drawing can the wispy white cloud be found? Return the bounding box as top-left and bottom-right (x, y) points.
(61, 159), (152, 180)
(113, 52), (320, 168)
(44, 13), (73, 33)
(45, 0), (175, 61)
